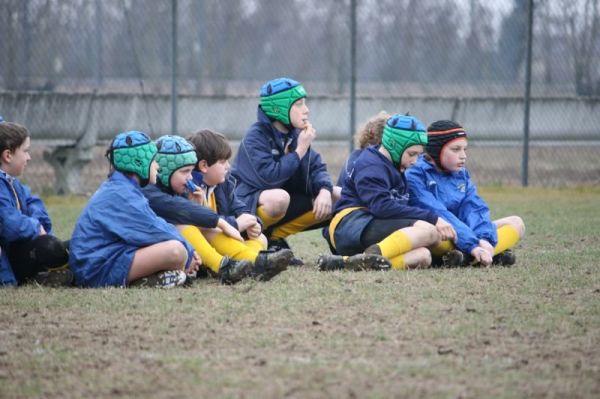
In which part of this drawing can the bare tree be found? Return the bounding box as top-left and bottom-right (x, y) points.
(562, 0), (600, 95)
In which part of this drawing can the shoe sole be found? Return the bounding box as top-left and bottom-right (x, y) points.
(258, 249), (292, 281)
(442, 250), (465, 268)
(345, 253), (391, 271)
(226, 260), (254, 284)
(317, 255), (345, 271)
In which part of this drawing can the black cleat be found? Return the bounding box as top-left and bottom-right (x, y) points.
(345, 253), (391, 271)
(28, 269), (74, 287)
(317, 254), (346, 271)
(441, 250), (465, 268)
(492, 249), (516, 266)
(317, 253), (391, 271)
(268, 238), (304, 266)
(252, 249), (291, 281)
(218, 257), (253, 285)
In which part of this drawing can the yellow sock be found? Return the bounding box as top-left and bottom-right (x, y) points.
(245, 238), (267, 252)
(375, 230), (413, 259)
(389, 254), (405, 270)
(494, 225), (520, 255)
(270, 211), (320, 240)
(257, 206), (284, 228)
(209, 232), (259, 262)
(180, 226), (224, 273)
(430, 240), (455, 257)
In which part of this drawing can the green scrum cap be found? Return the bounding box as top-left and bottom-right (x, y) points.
(155, 135), (197, 187)
(259, 78), (307, 126)
(381, 114), (428, 168)
(109, 131), (157, 186)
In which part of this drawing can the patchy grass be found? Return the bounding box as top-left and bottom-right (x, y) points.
(1, 187), (599, 398)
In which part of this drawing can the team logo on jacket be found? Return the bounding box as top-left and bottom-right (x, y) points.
(457, 183), (466, 193)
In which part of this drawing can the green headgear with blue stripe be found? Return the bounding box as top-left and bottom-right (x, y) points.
(259, 78), (307, 126)
(109, 131), (157, 186)
(381, 114), (428, 168)
(155, 135), (197, 187)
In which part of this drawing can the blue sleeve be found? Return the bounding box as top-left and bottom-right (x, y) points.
(308, 149), (334, 194)
(0, 185), (40, 243)
(355, 165), (438, 224)
(143, 185), (219, 228)
(337, 150), (360, 187)
(236, 128), (301, 189)
(222, 177), (249, 217)
(406, 167), (480, 253)
(24, 189), (53, 234)
(457, 173), (497, 247)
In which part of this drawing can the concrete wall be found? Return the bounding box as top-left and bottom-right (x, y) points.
(1, 92), (599, 142)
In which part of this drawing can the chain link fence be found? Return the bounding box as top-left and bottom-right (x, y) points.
(1, 0), (599, 193)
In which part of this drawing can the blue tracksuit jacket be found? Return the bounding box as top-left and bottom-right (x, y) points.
(334, 146), (438, 222)
(0, 170), (53, 285)
(406, 156), (497, 254)
(142, 179), (220, 229)
(69, 171), (194, 288)
(336, 149), (362, 188)
(330, 146), (438, 254)
(231, 107), (333, 213)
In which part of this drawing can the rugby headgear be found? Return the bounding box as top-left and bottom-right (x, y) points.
(381, 114), (428, 168)
(108, 131), (157, 187)
(259, 78), (307, 126)
(155, 135), (197, 187)
(426, 120), (467, 170)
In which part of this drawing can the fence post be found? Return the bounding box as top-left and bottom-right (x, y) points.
(171, 0), (178, 135)
(522, 0), (534, 187)
(349, 0), (357, 153)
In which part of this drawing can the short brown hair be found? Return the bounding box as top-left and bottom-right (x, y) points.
(355, 111), (389, 149)
(187, 129), (232, 167)
(0, 121), (30, 154)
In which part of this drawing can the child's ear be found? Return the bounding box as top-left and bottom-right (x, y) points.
(0, 149), (12, 164)
(198, 160), (209, 173)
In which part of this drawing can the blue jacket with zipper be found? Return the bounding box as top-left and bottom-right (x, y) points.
(0, 171), (53, 285)
(69, 171), (194, 288)
(406, 156), (497, 254)
(231, 107), (333, 213)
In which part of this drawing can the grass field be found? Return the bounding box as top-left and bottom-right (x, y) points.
(1, 187), (600, 398)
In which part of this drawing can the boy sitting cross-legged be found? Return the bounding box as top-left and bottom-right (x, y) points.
(142, 134), (291, 283)
(69, 131), (200, 288)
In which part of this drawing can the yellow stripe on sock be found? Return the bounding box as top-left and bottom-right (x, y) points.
(377, 230), (413, 259)
(430, 240), (455, 257)
(181, 225), (223, 273)
(270, 210), (320, 240)
(209, 232), (259, 262)
(257, 206), (284, 228)
(494, 225), (520, 255)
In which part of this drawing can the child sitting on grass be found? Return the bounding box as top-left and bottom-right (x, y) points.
(406, 120), (525, 266)
(230, 78), (341, 264)
(319, 114), (458, 271)
(69, 131), (200, 288)
(143, 134), (290, 283)
(0, 119), (70, 287)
